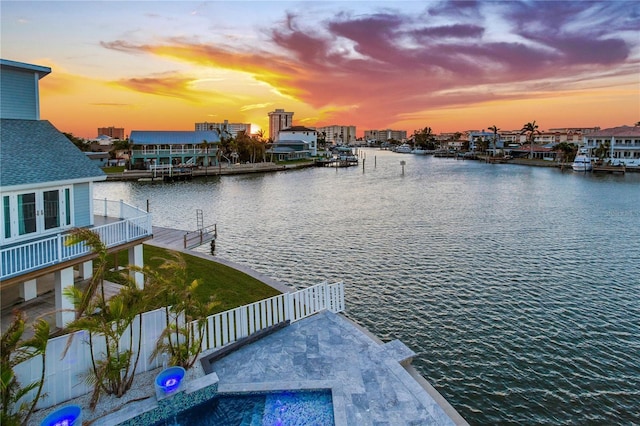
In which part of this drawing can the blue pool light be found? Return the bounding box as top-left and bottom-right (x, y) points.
(40, 405), (82, 426)
(155, 366), (186, 396)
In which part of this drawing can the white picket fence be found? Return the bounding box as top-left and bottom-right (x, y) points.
(13, 281), (345, 410)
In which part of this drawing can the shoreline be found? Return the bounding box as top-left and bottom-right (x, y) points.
(104, 156), (637, 181)
(105, 161), (315, 181)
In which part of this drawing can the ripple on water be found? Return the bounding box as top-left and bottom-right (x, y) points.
(95, 152), (640, 424)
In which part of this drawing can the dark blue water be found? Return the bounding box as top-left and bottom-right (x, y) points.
(96, 150), (640, 425)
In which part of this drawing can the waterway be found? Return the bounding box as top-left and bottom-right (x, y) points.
(94, 149), (640, 425)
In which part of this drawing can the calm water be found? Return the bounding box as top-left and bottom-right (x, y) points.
(95, 149), (640, 425)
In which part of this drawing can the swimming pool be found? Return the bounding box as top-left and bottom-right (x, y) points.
(153, 389), (334, 426)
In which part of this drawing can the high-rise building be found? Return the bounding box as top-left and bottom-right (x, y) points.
(97, 126), (125, 139)
(195, 120), (251, 138)
(316, 125), (357, 145)
(363, 129), (407, 142)
(268, 108), (293, 141)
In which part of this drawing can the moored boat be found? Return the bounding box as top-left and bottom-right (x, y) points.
(572, 149), (592, 172)
(393, 144), (412, 153)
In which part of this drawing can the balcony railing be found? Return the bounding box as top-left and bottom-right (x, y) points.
(0, 199), (152, 281)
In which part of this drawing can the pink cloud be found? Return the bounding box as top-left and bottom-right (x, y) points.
(100, 1), (640, 129)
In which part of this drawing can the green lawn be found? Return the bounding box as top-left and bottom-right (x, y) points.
(106, 245), (281, 313)
(101, 166), (126, 173)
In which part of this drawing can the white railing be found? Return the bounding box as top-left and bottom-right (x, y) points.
(0, 201), (152, 280)
(94, 198), (149, 220)
(198, 281), (345, 351)
(13, 281), (344, 410)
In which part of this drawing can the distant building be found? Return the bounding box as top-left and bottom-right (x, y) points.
(468, 130), (503, 152)
(277, 126), (317, 156)
(364, 129), (407, 143)
(316, 125), (357, 145)
(129, 130), (220, 169)
(85, 151), (110, 166)
(583, 126), (640, 163)
(268, 108), (293, 141)
(92, 134), (115, 146)
(97, 126), (125, 139)
(499, 127), (600, 145)
(195, 120), (251, 138)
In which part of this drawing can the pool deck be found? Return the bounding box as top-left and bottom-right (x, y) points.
(210, 309), (466, 425)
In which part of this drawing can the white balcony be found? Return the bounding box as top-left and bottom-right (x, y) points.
(0, 199), (152, 282)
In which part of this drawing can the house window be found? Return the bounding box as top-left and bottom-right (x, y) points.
(3, 196), (10, 239)
(43, 190), (60, 230)
(18, 193), (37, 235)
(65, 188), (71, 226)
(3, 186), (72, 242)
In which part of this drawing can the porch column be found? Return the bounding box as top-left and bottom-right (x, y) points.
(19, 279), (38, 301)
(128, 244), (144, 288)
(80, 260), (93, 280)
(55, 267), (75, 328)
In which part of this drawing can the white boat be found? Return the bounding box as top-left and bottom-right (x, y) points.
(411, 148), (427, 155)
(572, 149), (592, 172)
(608, 158), (640, 169)
(394, 144), (412, 153)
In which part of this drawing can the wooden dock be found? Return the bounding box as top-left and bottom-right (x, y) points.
(592, 164), (626, 174)
(315, 158), (358, 167)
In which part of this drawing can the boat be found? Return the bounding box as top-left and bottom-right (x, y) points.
(608, 158), (640, 170)
(411, 148), (427, 155)
(334, 146), (358, 162)
(393, 144), (412, 153)
(572, 149), (592, 172)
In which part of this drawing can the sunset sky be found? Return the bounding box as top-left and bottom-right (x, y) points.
(2, 1), (639, 139)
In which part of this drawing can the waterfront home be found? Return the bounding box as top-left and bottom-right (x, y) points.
(267, 139), (314, 161)
(0, 59), (152, 330)
(582, 125), (640, 166)
(129, 130), (221, 169)
(277, 125), (318, 156)
(85, 151), (110, 167)
(468, 130), (503, 154)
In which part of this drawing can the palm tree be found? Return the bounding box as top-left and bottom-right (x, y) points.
(1, 312), (49, 426)
(63, 229), (145, 409)
(552, 142), (577, 164)
(594, 139), (611, 161)
(488, 125), (500, 156)
(521, 121), (540, 159)
(144, 252), (220, 369)
(200, 139), (210, 168)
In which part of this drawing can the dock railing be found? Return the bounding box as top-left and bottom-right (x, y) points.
(13, 281), (345, 411)
(184, 224), (217, 249)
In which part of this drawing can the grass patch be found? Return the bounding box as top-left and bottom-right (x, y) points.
(105, 245), (281, 313)
(274, 158), (315, 165)
(102, 166), (126, 173)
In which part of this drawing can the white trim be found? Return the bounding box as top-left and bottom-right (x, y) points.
(1, 176), (106, 193)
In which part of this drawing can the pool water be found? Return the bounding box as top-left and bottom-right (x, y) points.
(155, 390), (334, 426)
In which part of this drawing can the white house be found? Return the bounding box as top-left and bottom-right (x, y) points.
(277, 126), (317, 156)
(0, 59), (152, 330)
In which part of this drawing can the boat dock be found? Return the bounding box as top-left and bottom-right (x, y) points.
(592, 164), (626, 174)
(315, 158), (358, 167)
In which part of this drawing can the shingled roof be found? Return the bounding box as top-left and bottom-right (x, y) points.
(1, 119), (106, 188)
(129, 130), (220, 145)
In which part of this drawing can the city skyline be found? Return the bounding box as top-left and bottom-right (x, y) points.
(2, 1), (639, 139)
